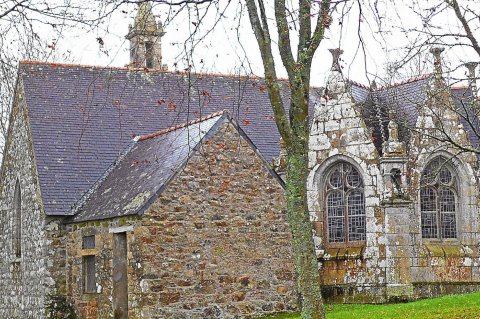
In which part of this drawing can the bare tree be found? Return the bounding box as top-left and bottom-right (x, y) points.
(244, 1), (334, 318)
(367, 0), (480, 157)
(0, 0), (115, 156)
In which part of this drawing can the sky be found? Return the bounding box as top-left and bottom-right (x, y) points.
(55, 1), (385, 87)
(21, 0), (480, 88)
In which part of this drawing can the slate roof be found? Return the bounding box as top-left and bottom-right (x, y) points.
(70, 111), (281, 222)
(20, 62), (316, 216)
(18, 61), (478, 216)
(352, 76), (479, 155)
(451, 87), (480, 149)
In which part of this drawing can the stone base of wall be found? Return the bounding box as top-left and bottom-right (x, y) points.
(413, 282), (480, 299)
(323, 282), (480, 303)
(322, 285), (387, 303)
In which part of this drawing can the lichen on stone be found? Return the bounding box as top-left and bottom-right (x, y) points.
(124, 191), (151, 212)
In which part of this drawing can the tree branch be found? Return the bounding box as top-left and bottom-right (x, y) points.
(274, 0), (296, 78)
(245, 0), (293, 145)
(448, 0), (480, 57)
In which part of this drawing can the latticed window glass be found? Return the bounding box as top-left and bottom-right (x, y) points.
(83, 255), (96, 293)
(420, 157), (457, 239)
(82, 235), (95, 250)
(325, 162), (365, 243)
(13, 179), (21, 258)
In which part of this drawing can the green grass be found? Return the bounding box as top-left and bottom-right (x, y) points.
(260, 292), (480, 319)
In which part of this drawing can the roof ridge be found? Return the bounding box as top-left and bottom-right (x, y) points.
(348, 80), (371, 90)
(451, 86), (469, 90)
(19, 60), (267, 82)
(138, 110), (228, 141)
(18, 60), (330, 89)
(375, 74), (432, 91)
(348, 74), (432, 92)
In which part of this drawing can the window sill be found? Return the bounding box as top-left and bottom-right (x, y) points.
(81, 292), (98, 301)
(422, 243), (469, 258)
(317, 247), (365, 261)
(10, 257), (21, 264)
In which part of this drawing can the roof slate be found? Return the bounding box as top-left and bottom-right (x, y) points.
(70, 112), (227, 222)
(20, 62), (306, 216)
(19, 61), (479, 216)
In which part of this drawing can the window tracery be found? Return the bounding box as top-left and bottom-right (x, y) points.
(420, 157), (457, 239)
(325, 162), (366, 244)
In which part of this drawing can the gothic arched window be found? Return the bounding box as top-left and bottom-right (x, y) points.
(325, 162), (366, 244)
(13, 179), (21, 258)
(420, 157), (458, 239)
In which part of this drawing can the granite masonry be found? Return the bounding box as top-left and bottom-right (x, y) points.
(63, 115), (296, 319)
(1, 3), (480, 319)
(307, 48), (480, 302)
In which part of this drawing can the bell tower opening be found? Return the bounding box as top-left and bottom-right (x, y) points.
(126, 2), (166, 69)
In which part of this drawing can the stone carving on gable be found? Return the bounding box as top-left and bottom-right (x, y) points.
(383, 117), (406, 157)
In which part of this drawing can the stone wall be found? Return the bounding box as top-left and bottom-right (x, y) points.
(405, 79), (480, 298)
(65, 122), (297, 318)
(0, 80), (54, 318)
(307, 65), (480, 302)
(307, 70), (387, 302)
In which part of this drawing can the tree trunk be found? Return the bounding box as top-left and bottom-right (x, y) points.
(286, 137), (325, 319)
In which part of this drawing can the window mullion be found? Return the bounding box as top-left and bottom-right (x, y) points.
(436, 188), (441, 239)
(344, 189), (348, 244)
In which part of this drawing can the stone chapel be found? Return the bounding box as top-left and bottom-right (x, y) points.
(0, 2), (479, 319)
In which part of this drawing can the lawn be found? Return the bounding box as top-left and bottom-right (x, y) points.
(260, 292), (480, 319)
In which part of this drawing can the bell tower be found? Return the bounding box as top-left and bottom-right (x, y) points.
(126, 2), (165, 69)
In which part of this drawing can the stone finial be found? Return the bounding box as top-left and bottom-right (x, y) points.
(430, 47), (445, 78)
(465, 62), (478, 76)
(329, 48), (343, 72)
(370, 80), (377, 90)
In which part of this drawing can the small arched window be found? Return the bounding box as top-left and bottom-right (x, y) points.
(325, 162), (365, 244)
(420, 157), (457, 239)
(13, 179), (21, 258)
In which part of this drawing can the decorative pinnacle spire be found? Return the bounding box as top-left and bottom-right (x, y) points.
(465, 62), (478, 96)
(465, 62), (478, 78)
(329, 48), (343, 72)
(430, 47), (445, 78)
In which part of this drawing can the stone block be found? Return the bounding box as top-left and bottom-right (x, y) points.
(386, 284), (414, 301)
(324, 120), (340, 132)
(309, 134), (331, 151)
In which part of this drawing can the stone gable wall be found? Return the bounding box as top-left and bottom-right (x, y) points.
(405, 84), (480, 295)
(65, 121), (296, 318)
(308, 77), (386, 301)
(307, 70), (480, 302)
(0, 80), (53, 318)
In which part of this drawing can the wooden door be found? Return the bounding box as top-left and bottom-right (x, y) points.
(113, 232), (128, 319)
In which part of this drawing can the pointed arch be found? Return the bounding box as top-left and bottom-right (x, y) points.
(420, 156), (458, 239)
(324, 161), (366, 244)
